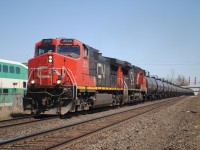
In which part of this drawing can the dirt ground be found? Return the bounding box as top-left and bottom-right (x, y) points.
(0, 106), (24, 120)
(164, 95), (200, 150)
(67, 95), (200, 150)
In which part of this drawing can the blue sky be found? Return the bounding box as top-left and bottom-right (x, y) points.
(0, 0), (200, 84)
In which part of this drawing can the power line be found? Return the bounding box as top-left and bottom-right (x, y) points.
(137, 63), (200, 65)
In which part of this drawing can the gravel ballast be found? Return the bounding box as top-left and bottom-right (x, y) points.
(66, 96), (200, 150)
(1, 96), (200, 150)
(0, 98), (176, 141)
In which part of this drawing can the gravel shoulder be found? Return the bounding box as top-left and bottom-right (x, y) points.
(66, 96), (200, 150)
(164, 95), (200, 150)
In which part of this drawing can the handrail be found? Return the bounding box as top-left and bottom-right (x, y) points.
(28, 69), (34, 82)
(62, 67), (77, 86)
(28, 67), (77, 99)
(62, 67), (77, 99)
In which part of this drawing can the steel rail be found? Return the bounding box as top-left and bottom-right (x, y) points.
(0, 115), (58, 129)
(0, 115), (33, 123)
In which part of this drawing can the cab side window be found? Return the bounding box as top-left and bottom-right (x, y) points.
(83, 45), (89, 59)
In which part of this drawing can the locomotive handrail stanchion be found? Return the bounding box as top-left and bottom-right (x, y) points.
(100, 74), (102, 89)
(62, 67), (77, 99)
(105, 74), (106, 89)
(28, 69), (34, 83)
(39, 68), (41, 85)
(123, 77), (129, 101)
(50, 68), (53, 85)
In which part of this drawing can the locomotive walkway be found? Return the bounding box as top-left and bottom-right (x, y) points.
(0, 97), (184, 150)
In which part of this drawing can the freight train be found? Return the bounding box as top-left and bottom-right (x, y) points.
(23, 38), (194, 115)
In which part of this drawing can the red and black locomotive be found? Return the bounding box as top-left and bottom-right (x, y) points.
(23, 38), (193, 115)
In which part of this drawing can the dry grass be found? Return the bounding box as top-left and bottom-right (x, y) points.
(0, 106), (25, 120)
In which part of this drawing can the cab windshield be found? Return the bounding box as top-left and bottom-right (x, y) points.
(35, 45), (55, 56)
(58, 45), (80, 59)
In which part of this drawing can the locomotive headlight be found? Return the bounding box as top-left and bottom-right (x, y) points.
(31, 80), (35, 84)
(48, 56), (53, 63)
(56, 79), (61, 85)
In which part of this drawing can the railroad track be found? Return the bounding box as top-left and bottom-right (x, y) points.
(0, 115), (58, 129)
(0, 116), (42, 128)
(0, 116), (33, 127)
(0, 115), (59, 137)
(0, 96), (184, 150)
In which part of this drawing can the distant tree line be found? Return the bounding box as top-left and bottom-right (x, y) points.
(166, 69), (189, 86)
(175, 75), (189, 86)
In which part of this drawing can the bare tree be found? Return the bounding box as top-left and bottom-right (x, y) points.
(169, 69), (175, 83)
(166, 69), (175, 83)
(176, 74), (189, 86)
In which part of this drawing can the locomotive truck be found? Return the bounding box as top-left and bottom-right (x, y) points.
(23, 38), (193, 115)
